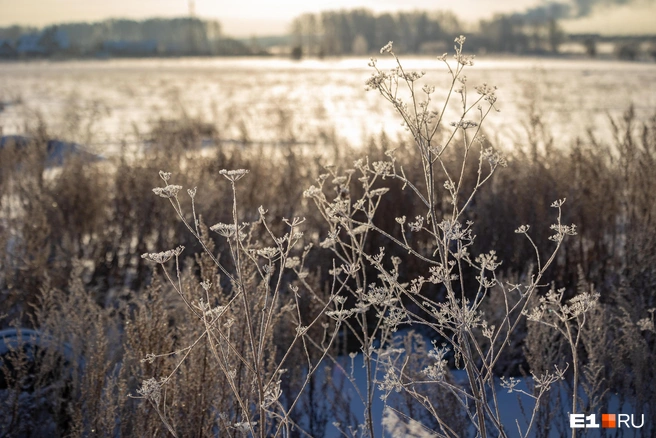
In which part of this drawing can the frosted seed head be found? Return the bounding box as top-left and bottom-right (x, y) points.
(141, 246), (184, 264)
(158, 170), (171, 182)
(219, 169), (249, 182)
(152, 185), (182, 198)
(137, 378), (162, 405)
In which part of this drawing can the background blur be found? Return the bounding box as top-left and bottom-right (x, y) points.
(0, 2), (655, 436)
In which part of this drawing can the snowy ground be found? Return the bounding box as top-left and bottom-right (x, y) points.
(317, 350), (643, 438)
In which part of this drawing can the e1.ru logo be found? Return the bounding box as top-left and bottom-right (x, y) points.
(570, 413), (644, 429)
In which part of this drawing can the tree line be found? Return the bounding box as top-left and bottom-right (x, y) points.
(0, 18), (260, 57)
(289, 9), (567, 57)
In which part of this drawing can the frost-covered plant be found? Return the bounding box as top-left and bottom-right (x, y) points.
(524, 270), (599, 434)
(304, 37), (592, 438)
(137, 36), (596, 438)
(137, 169), (346, 437)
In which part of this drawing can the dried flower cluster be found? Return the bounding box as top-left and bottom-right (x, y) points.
(135, 36), (599, 438)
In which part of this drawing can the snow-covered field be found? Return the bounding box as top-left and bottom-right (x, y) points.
(1, 57), (655, 155)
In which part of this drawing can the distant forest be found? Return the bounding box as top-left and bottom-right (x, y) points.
(290, 8), (656, 60)
(0, 9), (654, 59)
(0, 18), (258, 57)
(290, 9), (566, 56)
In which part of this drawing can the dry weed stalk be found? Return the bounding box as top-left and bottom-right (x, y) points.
(8, 35), (655, 438)
(140, 169), (344, 437)
(303, 37), (595, 438)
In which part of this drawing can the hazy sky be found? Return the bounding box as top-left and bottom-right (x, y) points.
(1, 0), (654, 36)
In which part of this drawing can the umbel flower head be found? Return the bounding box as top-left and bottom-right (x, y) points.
(137, 378), (162, 405)
(152, 185), (183, 198)
(380, 41), (393, 54)
(219, 169), (249, 182)
(210, 222), (238, 237)
(141, 246), (185, 264)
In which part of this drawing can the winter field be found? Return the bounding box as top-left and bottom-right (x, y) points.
(1, 44), (655, 437)
(2, 56), (656, 152)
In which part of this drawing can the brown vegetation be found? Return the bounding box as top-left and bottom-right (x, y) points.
(1, 44), (655, 436)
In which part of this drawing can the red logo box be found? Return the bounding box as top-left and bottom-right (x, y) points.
(602, 414), (616, 428)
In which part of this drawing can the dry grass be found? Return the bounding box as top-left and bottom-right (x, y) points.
(1, 40), (655, 437)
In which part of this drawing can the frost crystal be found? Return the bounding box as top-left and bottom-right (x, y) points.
(137, 378), (162, 405)
(152, 185), (183, 198)
(141, 246), (185, 264)
(219, 169), (249, 182)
